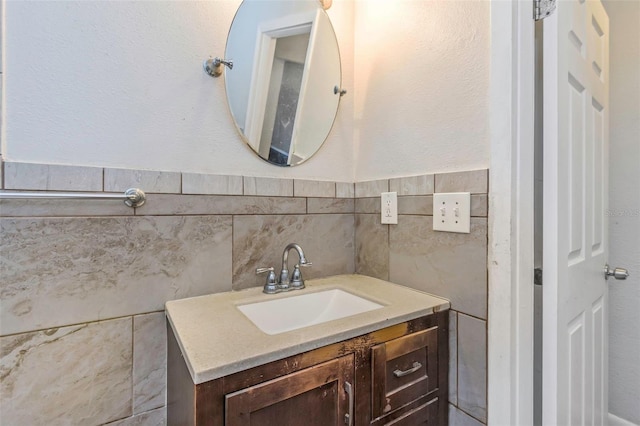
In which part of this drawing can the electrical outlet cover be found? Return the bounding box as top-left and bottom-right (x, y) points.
(381, 192), (398, 224)
(433, 192), (471, 233)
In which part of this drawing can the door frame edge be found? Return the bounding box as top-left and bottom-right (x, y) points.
(488, 0), (536, 424)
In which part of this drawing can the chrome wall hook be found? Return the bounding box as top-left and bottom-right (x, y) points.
(334, 86), (347, 97)
(203, 57), (233, 78)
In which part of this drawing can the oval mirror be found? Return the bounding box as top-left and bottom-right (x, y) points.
(224, 0), (342, 167)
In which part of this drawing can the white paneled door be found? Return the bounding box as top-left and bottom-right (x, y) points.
(543, 0), (610, 425)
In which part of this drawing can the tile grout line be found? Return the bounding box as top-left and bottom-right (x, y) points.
(0, 310), (164, 339)
(129, 315), (135, 418)
(455, 311), (488, 323)
(449, 308), (460, 406)
(484, 175), (490, 424)
(455, 310), (460, 410)
(231, 213), (236, 290)
(352, 210), (357, 274)
(451, 402), (487, 425)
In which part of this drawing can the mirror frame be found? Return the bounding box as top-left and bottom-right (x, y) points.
(223, 0), (343, 167)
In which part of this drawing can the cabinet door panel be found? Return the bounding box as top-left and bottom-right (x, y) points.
(372, 327), (438, 418)
(225, 354), (354, 426)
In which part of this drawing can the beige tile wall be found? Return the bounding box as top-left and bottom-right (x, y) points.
(0, 162), (355, 426)
(0, 318), (133, 425)
(104, 168), (181, 193)
(1, 215), (233, 335)
(457, 312), (488, 422)
(232, 214), (354, 290)
(354, 169), (489, 425)
(5, 162), (103, 191)
(0, 161), (489, 425)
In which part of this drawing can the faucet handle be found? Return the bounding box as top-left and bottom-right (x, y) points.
(289, 264), (307, 290)
(300, 261), (312, 267)
(256, 267), (279, 294)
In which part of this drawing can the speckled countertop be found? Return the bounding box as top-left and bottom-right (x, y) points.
(165, 274), (450, 385)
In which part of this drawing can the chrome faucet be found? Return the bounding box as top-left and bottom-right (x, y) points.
(256, 243), (312, 294)
(279, 243), (312, 291)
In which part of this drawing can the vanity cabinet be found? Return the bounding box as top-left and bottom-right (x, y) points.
(167, 311), (448, 426)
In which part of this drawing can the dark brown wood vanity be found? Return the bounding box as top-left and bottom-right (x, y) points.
(167, 311), (448, 425)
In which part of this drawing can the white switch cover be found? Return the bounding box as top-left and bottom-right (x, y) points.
(433, 192), (471, 233)
(381, 192), (398, 224)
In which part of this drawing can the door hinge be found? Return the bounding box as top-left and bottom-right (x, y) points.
(534, 268), (543, 285)
(534, 0), (556, 21)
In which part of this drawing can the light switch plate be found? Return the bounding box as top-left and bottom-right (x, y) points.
(433, 192), (471, 233)
(381, 192), (398, 224)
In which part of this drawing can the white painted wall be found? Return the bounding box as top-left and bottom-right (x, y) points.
(353, 0), (490, 181)
(2, 0), (355, 181)
(3, 0), (489, 182)
(602, 1), (640, 424)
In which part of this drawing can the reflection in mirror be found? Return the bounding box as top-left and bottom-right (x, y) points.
(225, 0), (342, 167)
(263, 32), (310, 164)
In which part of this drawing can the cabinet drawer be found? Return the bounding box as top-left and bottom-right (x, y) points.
(371, 327), (438, 419)
(383, 398), (439, 426)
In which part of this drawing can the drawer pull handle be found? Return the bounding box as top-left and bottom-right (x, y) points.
(344, 381), (353, 426)
(393, 362), (422, 378)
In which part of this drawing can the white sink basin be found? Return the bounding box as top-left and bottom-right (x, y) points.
(237, 289), (384, 335)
